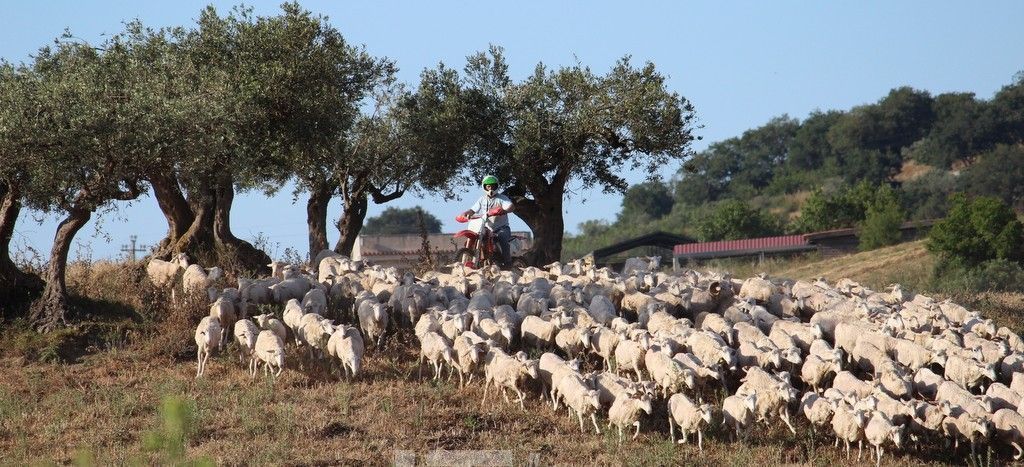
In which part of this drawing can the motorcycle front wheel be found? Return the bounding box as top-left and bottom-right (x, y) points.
(455, 247), (476, 268)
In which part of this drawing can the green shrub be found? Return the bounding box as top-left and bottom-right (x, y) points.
(859, 187), (904, 250)
(931, 258), (1024, 294)
(696, 199), (782, 241)
(927, 194), (1024, 266)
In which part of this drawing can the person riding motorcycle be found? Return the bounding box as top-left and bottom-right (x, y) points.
(458, 175), (515, 268)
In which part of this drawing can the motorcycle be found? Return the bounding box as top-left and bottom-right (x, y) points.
(452, 211), (522, 269)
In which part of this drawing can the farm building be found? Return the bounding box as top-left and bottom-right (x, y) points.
(671, 219), (937, 268)
(353, 231), (533, 268)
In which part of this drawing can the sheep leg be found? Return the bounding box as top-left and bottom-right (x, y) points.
(781, 408), (796, 435)
(591, 413), (601, 434)
(679, 431), (687, 445)
(876, 446), (882, 467)
(196, 349), (203, 378)
(501, 387), (510, 404)
(858, 440), (863, 461)
(1013, 442), (1023, 460)
(516, 389), (526, 410)
(698, 429), (703, 452)
(669, 418), (676, 443)
(577, 411), (585, 433)
(632, 421), (640, 440)
(481, 380), (489, 407)
(275, 363), (283, 377)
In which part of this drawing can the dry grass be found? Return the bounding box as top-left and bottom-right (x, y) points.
(1, 247), (1019, 465)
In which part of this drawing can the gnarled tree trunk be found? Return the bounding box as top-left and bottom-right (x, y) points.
(151, 174), (269, 276)
(0, 183), (43, 310)
(334, 193), (368, 257)
(306, 184), (332, 263)
(29, 206), (92, 332)
(510, 191), (564, 266)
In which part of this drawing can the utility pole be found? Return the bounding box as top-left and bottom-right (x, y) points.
(120, 235), (148, 262)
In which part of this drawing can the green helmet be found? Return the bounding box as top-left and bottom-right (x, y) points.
(481, 175), (499, 187)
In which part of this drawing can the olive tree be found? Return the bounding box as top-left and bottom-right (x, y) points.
(455, 47), (699, 264)
(21, 35), (153, 330)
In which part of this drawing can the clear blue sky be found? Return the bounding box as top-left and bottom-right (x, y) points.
(5, 1), (1023, 261)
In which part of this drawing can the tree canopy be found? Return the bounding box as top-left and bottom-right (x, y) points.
(363, 207), (443, 235)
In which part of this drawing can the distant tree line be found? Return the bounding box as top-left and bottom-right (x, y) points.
(564, 75), (1024, 259)
(0, 3), (699, 330)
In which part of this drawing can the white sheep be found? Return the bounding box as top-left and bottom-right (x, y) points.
(419, 331), (456, 380)
(182, 264), (223, 295)
(587, 326), (620, 371)
(801, 354), (840, 394)
(357, 300), (389, 348)
(645, 346), (696, 397)
(613, 331), (649, 381)
(327, 324), (364, 379)
(864, 412), (904, 467)
(737, 340), (783, 371)
(686, 331), (736, 372)
(833, 371), (878, 399)
(555, 326), (591, 360)
(302, 287), (328, 315)
(209, 296), (237, 351)
(944, 354), (998, 392)
(232, 318), (259, 373)
(194, 316), (221, 378)
(667, 393), (714, 451)
(700, 313), (735, 346)
(941, 409), (992, 456)
(770, 320), (822, 353)
(993, 408), (1024, 460)
(254, 313), (287, 342)
(800, 392), (834, 435)
(254, 329), (285, 378)
(520, 315), (560, 350)
(146, 253), (189, 288)
(483, 348), (539, 410)
(552, 371), (604, 434)
(452, 333), (486, 387)
(538, 352), (582, 403)
(831, 403), (869, 461)
(607, 393), (653, 442)
(721, 392), (757, 442)
(269, 277), (313, 304)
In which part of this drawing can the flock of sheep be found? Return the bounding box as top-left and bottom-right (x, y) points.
(147, 251), (1024, 464)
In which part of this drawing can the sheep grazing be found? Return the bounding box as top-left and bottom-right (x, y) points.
(209, 296), (237, 351)
(800, 392), (834, 435)
(146, 253), (189, 288)
(864, 412), (904, 467)
(452, 334), (486, 387)
(520, 315), (560, 351)
(483, 349), (539, 410)
(327, 324), (364, 380)
(645, 346), (696, 398)
(944, 354), (997, 392)
(801, 354), (840, 394)
(254, 313), (287, 342)
(831, 403), (869, 461)
(721, 392), (757, 442)
(182, 264), (223, 295)
(555, 326), (591, 360)
(587, 326), (620, 371)
(194, 316), (222, 378)
(941, 409), (992, 456)
(607, 393), (654, 442)
(613, 332), (649, 381)
(739, 275), (774, 303)
(357, 300), (389, 348)
(553, 372), (603, 434)
(667, 393), (714, 451)
(419, 331), (456, 380)
(254, 330), (285, 378)
(232, 319), (259, 374)
(993, 408), (1024, 460)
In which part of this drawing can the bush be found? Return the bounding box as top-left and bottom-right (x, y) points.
(931, 258), (1024, 294)
(927, 194), (1024, 266)
(789, 180), (880, 233)
(696, 200), (782, 242)
(858, 186), (904, 251)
